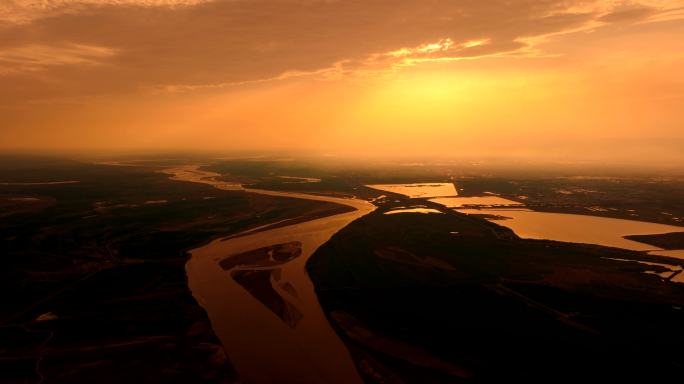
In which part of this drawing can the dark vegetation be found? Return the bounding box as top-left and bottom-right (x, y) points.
(308, 198), (684, 383)
(0, 156), (347, 383)
(625, 231), (684, 250)
(3, 155), (683, 383)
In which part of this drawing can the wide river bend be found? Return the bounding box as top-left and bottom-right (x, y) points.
(165, 166), (375, 384)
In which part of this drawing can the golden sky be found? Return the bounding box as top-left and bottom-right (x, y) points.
(1, 0), (683, 163)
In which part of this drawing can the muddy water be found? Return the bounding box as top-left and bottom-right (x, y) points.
(429, 196), (523, 208)
(165, 166), (374, 383)
(366, 182), (458, 198)
(458, 208), (684, 252)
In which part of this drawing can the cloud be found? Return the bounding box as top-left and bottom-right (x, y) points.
(0, 0), (680, 104)
(0, 43), (117, 74)
(0, 0), (212, 24)
(599, 5), (657, 23)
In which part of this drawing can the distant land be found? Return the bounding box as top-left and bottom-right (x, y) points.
(1, 154), (683, 382)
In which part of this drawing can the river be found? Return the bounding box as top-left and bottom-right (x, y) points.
(164, 166), (375, 384)
(457, 208), (684, 254)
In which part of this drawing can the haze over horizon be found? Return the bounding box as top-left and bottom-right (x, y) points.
(1, 1), (684, 164)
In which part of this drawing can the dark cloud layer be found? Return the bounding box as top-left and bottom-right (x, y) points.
(0, 0), (672, 104)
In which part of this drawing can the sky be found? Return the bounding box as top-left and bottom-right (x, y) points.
(1, 0), (683, 163)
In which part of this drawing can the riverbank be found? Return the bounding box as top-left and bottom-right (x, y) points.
(308, 202), (684, 382)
